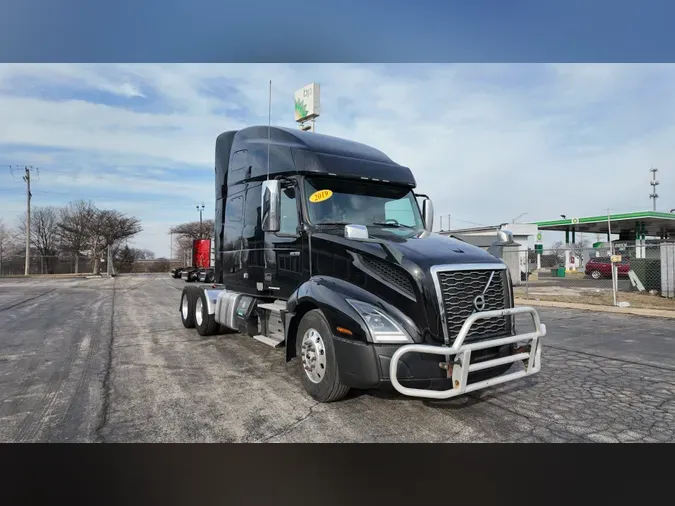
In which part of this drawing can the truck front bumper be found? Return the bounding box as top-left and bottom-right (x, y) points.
(332, 306), (546, 399)
(390, 306), (546, 399)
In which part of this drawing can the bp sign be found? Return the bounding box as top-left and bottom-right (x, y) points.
(294, 83), (321, 123)
(536, 232), (542, 242)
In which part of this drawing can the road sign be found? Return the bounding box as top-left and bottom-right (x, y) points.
(611, 255), (622, 263)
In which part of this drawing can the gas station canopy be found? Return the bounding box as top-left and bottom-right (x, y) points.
(533, 211), (675, 241)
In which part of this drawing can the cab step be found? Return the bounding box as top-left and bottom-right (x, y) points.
(254, 300), (286, 348)
(253, 334), (285, 348)
(257, 301), (287, 313)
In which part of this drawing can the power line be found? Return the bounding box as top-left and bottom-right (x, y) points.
(4, 168), (211, 188)
(0, 187), (210, 207)
(451, 217), (491, 227)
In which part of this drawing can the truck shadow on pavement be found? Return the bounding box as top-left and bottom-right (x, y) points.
(352, 376), (539, 410)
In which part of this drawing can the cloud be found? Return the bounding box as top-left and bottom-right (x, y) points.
(1, 63), (674, 255)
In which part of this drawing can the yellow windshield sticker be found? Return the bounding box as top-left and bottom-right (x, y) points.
(309, 189), (333, 203)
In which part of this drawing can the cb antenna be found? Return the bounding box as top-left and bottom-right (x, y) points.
(267, 79), (271, 181)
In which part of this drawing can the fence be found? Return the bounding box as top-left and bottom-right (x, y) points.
(514, 242), (675, 311)
(0, 256), (177, 276)
(4, 244), (674, 310)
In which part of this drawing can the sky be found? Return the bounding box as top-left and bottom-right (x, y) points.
(2, 1), (675, 62)
(0, 63), (674, 257)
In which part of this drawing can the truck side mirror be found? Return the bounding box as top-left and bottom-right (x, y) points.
(487, 229), (515, 259)
(496, 229), (514, 244)
(422, 198), (434, 233)
(261, 180), (281, 233)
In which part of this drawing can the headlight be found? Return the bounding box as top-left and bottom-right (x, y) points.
(346, 299), (412, 343)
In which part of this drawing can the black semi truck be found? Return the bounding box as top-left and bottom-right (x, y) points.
(179, 126), (547, 403)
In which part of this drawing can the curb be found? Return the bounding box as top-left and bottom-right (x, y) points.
(515, 298), (675, 319)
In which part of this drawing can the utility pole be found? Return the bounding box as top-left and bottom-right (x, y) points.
(196, 203), (205, 237)
(24, 167), (31, 275)
(10, 165), (37, 275)
(649, 167), (659, 211)
(607, 208), (617, 307)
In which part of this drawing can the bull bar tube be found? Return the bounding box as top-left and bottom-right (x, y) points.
(388, 306), (546, 400)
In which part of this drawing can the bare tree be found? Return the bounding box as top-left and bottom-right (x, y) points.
(0, 218), (12, 275)
(170, 219), (214, 266)
(170, 219), (215, 241)
(132, 248), (155, 260)
(536, 240), (566, 268)
(550, 240), (565, 264)
(88, 209), (142, 274)
(570, 238), (590, 266)
(112, 247), (155, 268)
(57, 199), (96, 274)
(16, 206), (60, 273)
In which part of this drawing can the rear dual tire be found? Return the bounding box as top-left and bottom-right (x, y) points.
(180, 287), (219, 336)
(195, 292), (219, 336)
(180, 289), (196, 328)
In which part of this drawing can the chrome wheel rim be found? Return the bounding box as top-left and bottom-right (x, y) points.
(195, 298), (203, 326)
(592, 271), (601, 279)
(181, 295), (189, 319)
(301, 328), (327, 384)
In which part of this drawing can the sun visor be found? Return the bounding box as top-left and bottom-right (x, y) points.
(292, 148), (416, 186)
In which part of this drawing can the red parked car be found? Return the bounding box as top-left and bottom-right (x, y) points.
(585, 256), (630, 279)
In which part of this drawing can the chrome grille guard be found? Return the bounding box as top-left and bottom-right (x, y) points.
(389, 306), (547, 400)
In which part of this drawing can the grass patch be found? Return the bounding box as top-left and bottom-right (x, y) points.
(515, 288), (675, 311)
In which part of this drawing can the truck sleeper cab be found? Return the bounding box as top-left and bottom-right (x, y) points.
(178, 126), (546, 403)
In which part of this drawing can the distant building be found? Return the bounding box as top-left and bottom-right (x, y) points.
(439, 223), (537, 285)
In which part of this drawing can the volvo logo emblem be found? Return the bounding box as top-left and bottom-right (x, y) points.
(473, 294), (486, 311)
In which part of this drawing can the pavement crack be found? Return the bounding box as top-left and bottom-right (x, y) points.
(94, 277), (116, 443)
(0, 289), (57, 313)
(546, 344), (675, 373)
(113, 339), (201, 349)
(256, 401), (321, 443)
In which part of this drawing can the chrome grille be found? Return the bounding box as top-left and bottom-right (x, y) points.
(433, 266), (509, 342)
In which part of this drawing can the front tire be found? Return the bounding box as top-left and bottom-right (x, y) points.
(591, 270), (602, 280)
(295, 309), (350, 403)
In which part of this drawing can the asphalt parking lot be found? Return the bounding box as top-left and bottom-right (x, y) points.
(1, 274), (673, 443)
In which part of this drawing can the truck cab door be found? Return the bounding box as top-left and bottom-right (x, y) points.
(263, 184), (304, 298)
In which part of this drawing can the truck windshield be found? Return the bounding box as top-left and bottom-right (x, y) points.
(303, 177), (424, 236)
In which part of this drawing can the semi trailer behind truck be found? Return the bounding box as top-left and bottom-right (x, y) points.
(179, 126), (547, 403)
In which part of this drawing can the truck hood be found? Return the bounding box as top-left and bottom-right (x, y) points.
(312, 230), (501, 271)
(307, 230), (508, 344)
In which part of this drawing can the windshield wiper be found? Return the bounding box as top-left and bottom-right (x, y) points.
(371, 221), (414, 229)
(315, 221), (351, 226)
